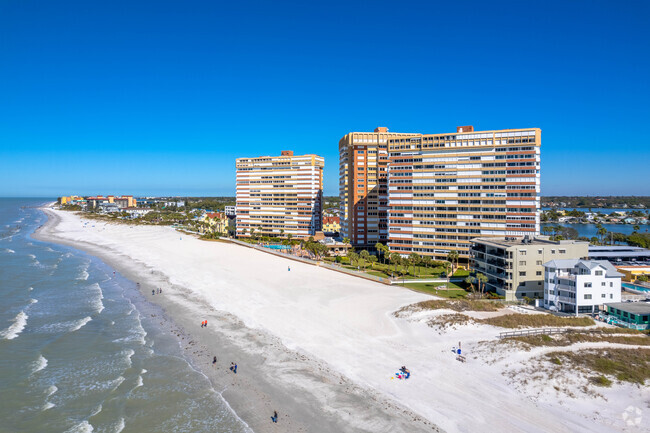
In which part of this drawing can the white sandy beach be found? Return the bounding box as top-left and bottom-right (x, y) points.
(36, 208), (648, 433)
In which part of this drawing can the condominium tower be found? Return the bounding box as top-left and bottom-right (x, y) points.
(338, 127), (417, 247)
(388, 126), (541, 262)
(236, 151), (324, 238)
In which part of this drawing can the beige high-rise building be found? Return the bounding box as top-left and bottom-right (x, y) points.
(338, 127), (417, 247)
(388, 126), (541, 262)
(236, 151), (324, 238)
(470, 236), (588, 301)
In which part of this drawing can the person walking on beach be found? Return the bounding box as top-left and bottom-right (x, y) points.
(204, 320), (208, 327)
(230, 362), (237, 374)
(152, 289), (155, 295)
(212, 356), (217, 366)
(271, 411), (278, 423)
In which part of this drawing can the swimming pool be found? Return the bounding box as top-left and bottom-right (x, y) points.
(622, 282), (650, 293)
(263, 244), (291, 250)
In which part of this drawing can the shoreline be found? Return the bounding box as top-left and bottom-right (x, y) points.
(34, 207), (440, 433)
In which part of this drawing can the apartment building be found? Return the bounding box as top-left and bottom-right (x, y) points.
(543, 259), (622, 315)
(236, 151), (324, 238)
(86, 195), (137, 209)
(470, 236), (588, 301)
(388, 126), (541, 262)
(338, 127), (417, 247)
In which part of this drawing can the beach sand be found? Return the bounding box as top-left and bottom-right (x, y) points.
(35, 208), (648, 433)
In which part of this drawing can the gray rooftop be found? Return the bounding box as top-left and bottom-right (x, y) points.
(472, 236), (587, 248)
(589, 246), (647, 252)
(589, 251), (650, 259)
(606, 302), (650, 314)
(543, 259), (624, 278)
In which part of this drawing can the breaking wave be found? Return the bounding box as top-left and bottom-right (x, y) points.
(1, 310), (28, 340)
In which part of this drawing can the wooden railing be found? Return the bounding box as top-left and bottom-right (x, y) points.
(498, 328), (568, 339)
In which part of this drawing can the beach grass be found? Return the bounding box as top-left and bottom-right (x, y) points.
(480, 314), (594, 329)
(510, 332), (650, 347)
(547, 348), (650, 385)
(406, 299), (503, 312)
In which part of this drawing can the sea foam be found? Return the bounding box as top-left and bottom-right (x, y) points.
(70, 316), (92, 332)
(1, 310), (28, 340)
(89, 283), (104, 314)
(114, 418), (125, 433)
(64, 420), (94, 433)
(32, 355), (48, 374)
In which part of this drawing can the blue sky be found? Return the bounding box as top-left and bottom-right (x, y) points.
(1, 0), (648, 197)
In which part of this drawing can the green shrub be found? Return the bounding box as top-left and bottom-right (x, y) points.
(592, 375), (612, 387)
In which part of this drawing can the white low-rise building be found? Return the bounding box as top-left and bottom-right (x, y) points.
(124, 207), (154, 218)
(543, 259), (622, 315)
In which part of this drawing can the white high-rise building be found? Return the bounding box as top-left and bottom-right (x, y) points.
(236, 151), (324, 238)
(387, 126), (541, 262)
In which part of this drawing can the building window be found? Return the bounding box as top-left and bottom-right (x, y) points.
(610, 294), (613, 299)
(519, 261), (526, 266)
(584, 294), (592, 300)
(601, 293), (606, 298)
(536, 260), (542, 265)
(595, 270), (603, 276)
(519, 250), (526, 256)
(519, 271), (526, 277)
(551, 249), (556, 254)
(536, 271), (542, 276)
(537, 249), (543, 254)
(559, 249), (566, 254)
(601, 282), (606, 286)
(584, 282), (592, 288)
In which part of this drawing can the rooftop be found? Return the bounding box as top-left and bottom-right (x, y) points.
(543, 259), (623, 278)
(606, 302), (650, 314)
(471, 236), (588, 249)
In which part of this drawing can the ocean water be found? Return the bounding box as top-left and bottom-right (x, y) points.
(0, 199), (250, 433)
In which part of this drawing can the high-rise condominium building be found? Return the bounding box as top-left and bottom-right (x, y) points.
(388, 126), (541, 262)
(338, 127), (417, 247)
(236, 151), (324, 238)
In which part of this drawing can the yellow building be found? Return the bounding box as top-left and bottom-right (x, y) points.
(616, 266), (650, 282)
(59, 195), (83, 205)
(200, 212), (229, 234)
(323, 217), (341, 233)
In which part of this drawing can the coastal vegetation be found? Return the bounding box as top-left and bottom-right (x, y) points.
(480, 314), (594, 328)
(542, 196), (650, 209)
(545, 349), (650, 386)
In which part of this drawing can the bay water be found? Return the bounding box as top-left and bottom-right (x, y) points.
(0, 198), (250, 433)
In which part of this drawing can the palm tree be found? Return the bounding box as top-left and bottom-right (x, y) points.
(343, 237), (350, 245)
(476, 273), (488, 297)
(408, 253), (419, 277)
(375, 242), (385, 264)
(464, 276), (475, 294)
(421, 256), (432, 273)
(368, 255), (378, 269)
(597, 227), (607, 243)
(390, 252), (401, 276)
(279, 228), (284, 238)
(633, 225), (640, 234)
(348, 251), (359, 267)
(447, 250), (459, 276)
(360, 250), (370, 270)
